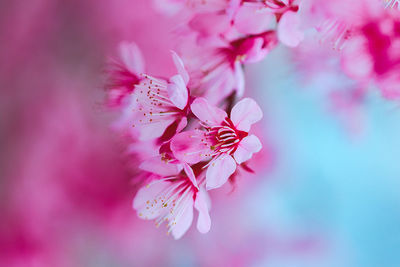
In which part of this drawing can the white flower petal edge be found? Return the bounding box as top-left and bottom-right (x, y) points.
(233, 135), (262, 164)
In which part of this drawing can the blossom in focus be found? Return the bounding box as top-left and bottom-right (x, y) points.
(171, 97), (262, 190)
(128, 51), (190, 141)
(133, 157), (211, 239)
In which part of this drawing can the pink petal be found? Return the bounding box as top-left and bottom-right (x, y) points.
(234, 4), (274, 35)
(201, 64), (238, 105)
(191, 97), (227, 125)
(133, 180), (169, 220)
(136, 118), (175, 141)
(171, 51), (189, 85)
(277, 11), (304, 47)
(341, 37), (373, 79)
(230, 98), (263, 132)
(176, 116), (187, 133)
(206, 154), (236, 190)
(377, 70), (400, 99)
(171, 197), (194, 239)
(183, 163), (198, 189)
(194, 189), (211, 234)
(226, 0), (242, 19)
(238, 37), (269, 63)
(139, 156), (182, 176)
(189, 13), (231, 37)
(159, 118), (188, 142)
(127, 140), (159, 159)
(119, 41), (145, 74)
(167, 74), (188, 110)
(234, 62), (245, 97)
(233, 135), (262, 164)
(171, 130), (213, 164)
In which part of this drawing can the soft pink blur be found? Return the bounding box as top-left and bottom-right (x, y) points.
(0, 0), (178, 265)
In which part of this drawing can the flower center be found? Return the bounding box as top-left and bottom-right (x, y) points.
(205, 118), (248, 155)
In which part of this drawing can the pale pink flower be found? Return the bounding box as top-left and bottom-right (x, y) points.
(234, 1), (276, 35)
(340, 11), (400, 99)
(317, 19), (353, 50)
(267, 0), (305, 47)
(236, 0), (304, 47)
(179, 31), (277, 104)
(168, 1), (278, 103)
(171, 97), (262, 190)
(186, 0), (277, 40)
(300, 0), (400, 99)
(192, 49), (239, 101)
(106, 42), (145, 107)
(277, 10), (304, 47)
(187, 0), (295, 44)
(129, 51), (190, 141)
(133, 157), (211, 239)
(307, 0), (383, 50)
(231, 31), (278, 63)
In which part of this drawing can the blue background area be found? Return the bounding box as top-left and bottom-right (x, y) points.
(244, 46), (400, 267)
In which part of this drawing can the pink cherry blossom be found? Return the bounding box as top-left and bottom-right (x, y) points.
(234, 2), (276, 35)
(184, 0), (278, 41)
(317, 19), (353, 50)
(340, 10), (400, 99)
(277, 10), (304, 47)
(129, 51), (190, 141)
(102, 0), (400, 242)
(133, 157), (211, 239)
(171, 97), (262, 190)
(178, 31), (277, 104)
(106, 42), (145, 107)
(237, 0), (303, 47)
(232, 31), (278, 63)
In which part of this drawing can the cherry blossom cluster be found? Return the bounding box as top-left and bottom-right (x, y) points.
(107, 43), (263, 239)
(106, 0), (400, 239)
(153, 0), (400, 99)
